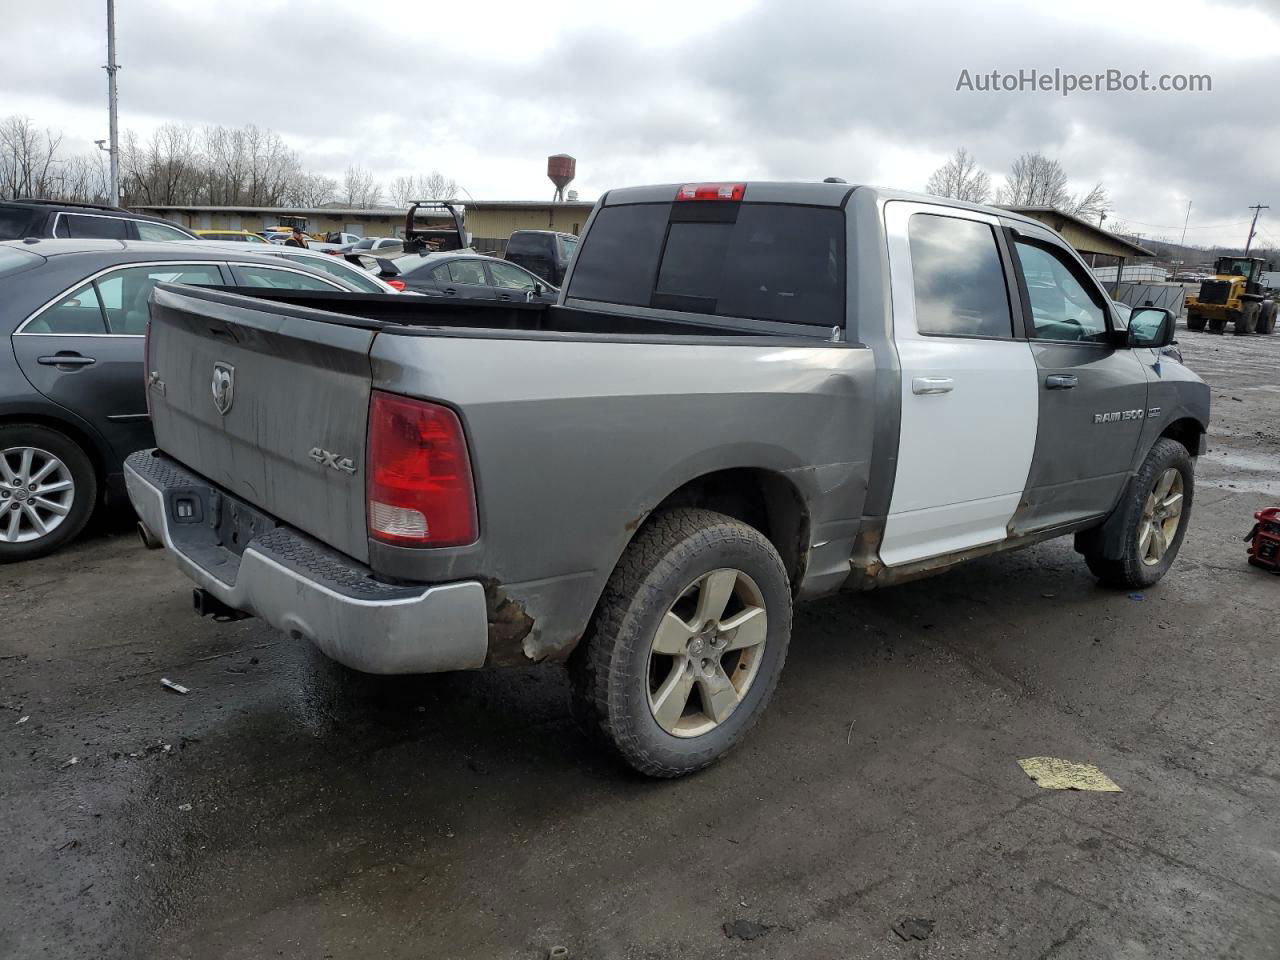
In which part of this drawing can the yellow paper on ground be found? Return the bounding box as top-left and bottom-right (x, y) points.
(1018, 757), (1122, 792)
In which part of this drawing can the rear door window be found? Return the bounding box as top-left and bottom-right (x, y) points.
(57, 214), (129, 240)
(95, 264), (225, 334)
(568, 202), (845, 327)
(907, 214), (1014, 338)
(447, 260), (489, 285)
(134, 220), (191, 241)
(23, 282), (107, 334)
(230, 264), (344, 291)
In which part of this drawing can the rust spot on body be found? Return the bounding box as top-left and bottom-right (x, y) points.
(481, 581), (536, 667)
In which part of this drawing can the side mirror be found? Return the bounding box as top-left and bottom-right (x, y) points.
(1127, 307), (1175, 349)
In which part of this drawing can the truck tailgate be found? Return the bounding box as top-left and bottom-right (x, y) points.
(146, 284), (375, 563)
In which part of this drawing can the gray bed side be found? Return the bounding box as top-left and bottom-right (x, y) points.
(367, 330), (879, 662)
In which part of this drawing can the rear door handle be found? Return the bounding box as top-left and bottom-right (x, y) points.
(1045, 374), (1078, 390)
(442, 287), (457, 296)
(37, 353), (96, 368)
(911, 376), (954, 395)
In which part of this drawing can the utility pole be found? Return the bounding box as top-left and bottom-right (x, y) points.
(104, 0), (120, 206)
(1244, 203), (1268, 256)
(1179, 200), (1192, 249)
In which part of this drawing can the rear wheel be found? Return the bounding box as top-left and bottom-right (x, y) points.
(1207, 315), (1227, 333)
(569, 508), (792, 778)
(1258, 301), (1277, 335)
(1185, 311), (1206, 332)
(0, 425), (97, 563)
(1082, 438), (1194, 589)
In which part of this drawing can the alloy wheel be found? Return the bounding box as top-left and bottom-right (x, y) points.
(1138, 467), (1183, 566)
(646, 567), (768, 738)
(0, 446), (76, 544)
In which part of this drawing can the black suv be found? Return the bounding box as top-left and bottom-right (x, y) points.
(503, 229), (578, 285)
(0, 199), (196, 242)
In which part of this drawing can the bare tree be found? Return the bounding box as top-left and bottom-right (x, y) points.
(284, 171), (337, 207)
(924, 147), (991, 203)
(996, 151), (1108, 220)
(422, 170), (458, 200)
(342, 164), (382, 208)
(387, 171), (457, 206)
(388, 174), (422, 207)
(0, 115), (64, 199)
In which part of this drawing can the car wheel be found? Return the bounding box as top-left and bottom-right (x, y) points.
(1083, 438), (1194, 589)
(0, 425), (97, 563)
(1185, 311), (1206, 332)
(569, 508), (792, 778)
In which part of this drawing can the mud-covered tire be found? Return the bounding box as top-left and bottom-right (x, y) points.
(1258, 301), (1276, 335)
(1234, 302), (1259, 335)
(1082, 438), (1194, 589)
(1185, 311), (1206, 332)
(568, 508), (792, 778)
(0, 424), (97, 563)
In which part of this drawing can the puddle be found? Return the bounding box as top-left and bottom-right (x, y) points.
(1200, 448), (1280, 496)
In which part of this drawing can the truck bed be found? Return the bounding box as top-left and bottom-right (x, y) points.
(194, 286), (830, 342)
(143, 282), (877, 661)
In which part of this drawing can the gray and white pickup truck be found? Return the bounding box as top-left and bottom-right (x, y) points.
(128, 181), (1209, 777)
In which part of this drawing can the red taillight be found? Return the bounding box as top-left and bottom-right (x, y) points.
(675, 182), (745, 202)
(366, 391), (478, 547)
(386, 279), (406, 291)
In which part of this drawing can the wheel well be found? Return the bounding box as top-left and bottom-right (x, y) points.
(0, 413), (104, 485)
(647, 468), (810, 588)
(1160, 417), (1204, 457)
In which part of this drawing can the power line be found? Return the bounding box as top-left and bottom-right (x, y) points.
(1110, 215), (1255, 232)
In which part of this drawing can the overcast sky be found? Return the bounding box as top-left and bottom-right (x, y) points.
(3, 0), (1278, 247)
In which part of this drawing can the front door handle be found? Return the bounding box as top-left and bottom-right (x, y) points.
(442, 287), (457, 296)
(1045, 374), (1079, 390)
(37, 353), (96, 368)
(911, 376), (954, 395)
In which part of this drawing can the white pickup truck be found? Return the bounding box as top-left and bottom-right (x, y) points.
(128, 180), (1209, 777)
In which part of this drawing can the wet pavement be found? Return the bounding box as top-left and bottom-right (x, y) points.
(3, 327), (1278, 959)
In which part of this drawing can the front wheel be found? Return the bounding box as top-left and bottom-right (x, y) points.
(1234, 302), (1260, 335)
(0, 424), (97, 563)
(1185, 311), (1207, 332)
(1082, 438), (1194, 588)
(569, 508), (792, 778)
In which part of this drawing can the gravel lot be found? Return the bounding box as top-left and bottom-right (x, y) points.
(3, 326), (1278, 960)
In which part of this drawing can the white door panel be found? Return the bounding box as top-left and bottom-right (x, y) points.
(880, 200), (1039, 567)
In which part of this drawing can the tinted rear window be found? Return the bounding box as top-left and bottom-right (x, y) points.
(0, 207), (36, 240)
(568, 203), (845, 327)
(59, 214), (129, 239)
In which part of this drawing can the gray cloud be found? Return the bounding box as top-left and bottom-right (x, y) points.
(1, 0), (1276, 246)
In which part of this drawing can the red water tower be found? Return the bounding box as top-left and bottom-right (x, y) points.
(548, 154), (576, 202)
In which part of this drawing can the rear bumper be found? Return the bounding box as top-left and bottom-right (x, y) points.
(124, 450), (489, 674)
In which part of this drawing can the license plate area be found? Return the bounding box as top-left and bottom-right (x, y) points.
(164, 485), (277, 559)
